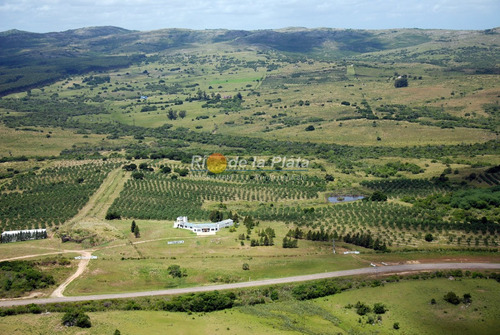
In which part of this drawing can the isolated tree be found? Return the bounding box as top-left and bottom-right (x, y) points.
(242, 263), (250, 271)
(394, 77), (408, 88)
(131, 220), (136, 233)
(179, 110), (187, 118)
(167, 109), (178, 120)
(305, 125), (315, 131)
(424, 233), (434, 242)
(373, 303), (387, 314)
(133, 224), (140, 238)
(355, 302), (371, 316)
(62, 309), (91, 328)
(325, 174), (334, 182)
(444, 291), (460, 305)
(168, 264), (186, 278)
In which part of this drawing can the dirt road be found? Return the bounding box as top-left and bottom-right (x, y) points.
(1, 262), (498, 307)
(50, 251), (92, 298)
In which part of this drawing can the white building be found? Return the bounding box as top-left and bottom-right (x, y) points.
(1, 229), (47, 243)
(174, 216), (233, 235)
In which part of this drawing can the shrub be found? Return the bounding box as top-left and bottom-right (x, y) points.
(394, 77), (408, 88)
(373, 303), (387, 314)
(62, 309), (91, 328)
(168, 264), (186, 278)
(292, 280), (339, 300)
(355, 301), (371, 315)
(105, 211), (121, 220)
(444, 291), (460, 305)
(393, 322), (400, 330)
(424, 233), (434, 242)
(369, 191), (387, 202)
(242, 263), (250, 271)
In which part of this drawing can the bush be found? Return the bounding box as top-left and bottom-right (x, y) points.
(369, 191), (387, 202)
(393, 322), (400, 330)
(105, 211), (121, 220)
(373, 303), (387, 314)
(394, 77), (408, 88)
(161, 291), (235, 312)
(305, 125), (315, 131)
(355, 301), (371, 315)
(292, 280), (339, 300)
(424, 233), (434, 242)
(242, 263), (250, 271)
(443, 291), (460, 305)
(62, 309), (91, 328)
(168, 264), (186, 278)
(0, 261), (55, 298)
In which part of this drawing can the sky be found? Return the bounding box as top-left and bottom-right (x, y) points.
(0, 0), (499, 33)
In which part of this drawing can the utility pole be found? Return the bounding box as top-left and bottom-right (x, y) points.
(332, 239), (336, 254)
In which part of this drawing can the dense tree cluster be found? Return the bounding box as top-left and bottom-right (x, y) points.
(158, 291), (235, 312)
(343, 232), (388, 252)
(0, 261), (55, 298)
(0, 230), (47, 243)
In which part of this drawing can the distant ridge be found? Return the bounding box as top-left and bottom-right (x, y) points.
(0, 25), (498, 96)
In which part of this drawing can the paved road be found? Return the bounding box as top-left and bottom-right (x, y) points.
(1, 262), (498, 307)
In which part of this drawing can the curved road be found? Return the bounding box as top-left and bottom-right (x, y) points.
(1, 262), (499, 307)
(50, 251), (92, 298)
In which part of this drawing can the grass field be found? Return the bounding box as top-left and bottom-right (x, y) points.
(1, 278), (498, 334)
(65, 219), (368, 295)
(0, 124), (112, 157)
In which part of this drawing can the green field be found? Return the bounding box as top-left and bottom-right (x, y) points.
(1, 278), (499, 334)
(0, 26), (499, 334)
